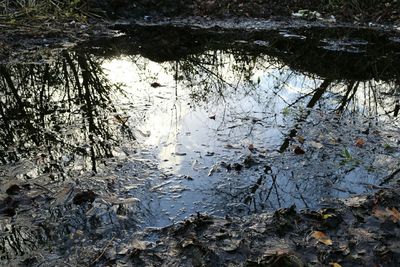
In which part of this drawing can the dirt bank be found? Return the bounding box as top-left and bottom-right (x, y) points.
(94, 0), (400, 24)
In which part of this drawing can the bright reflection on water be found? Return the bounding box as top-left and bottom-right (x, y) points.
(99, 52), (399, 226)
(103, 55), (319, 169)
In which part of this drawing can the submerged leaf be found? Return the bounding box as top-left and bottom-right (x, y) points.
(309, 141), (323, 149)
(355, 138), (365, 147)
(294, 146), (305, 155)
(311, 231), (333, 245)
(389, 207), (400, 223)
(296, 136), (305, 144)
(373, 206), (400, 223)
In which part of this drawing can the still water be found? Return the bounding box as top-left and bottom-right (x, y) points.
(0, 25), (399, 262)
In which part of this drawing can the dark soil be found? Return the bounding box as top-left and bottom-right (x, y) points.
(1, 0), (399, 63)
(96, 0), (400, 23)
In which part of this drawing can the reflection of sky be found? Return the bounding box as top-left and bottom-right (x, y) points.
(103, 55), (323, 173)
(101, 53), (399, 227)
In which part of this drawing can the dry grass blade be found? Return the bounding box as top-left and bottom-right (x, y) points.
(0, 0), (86, 20)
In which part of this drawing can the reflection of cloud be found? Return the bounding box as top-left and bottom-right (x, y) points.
(101, 52), (399, 191)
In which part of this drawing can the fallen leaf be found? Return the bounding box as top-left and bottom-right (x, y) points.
(389, 207), (400, 223)
(208, 164), (219, 176)
(294, 146), (305, 155)
(310, 141), (323, 149)
(131, 239), (147, 250)
(372, 206), (400, 223)
(355, 138), (365, 147)
(311, 231), (333, 245)
(248, 144), (255, 152)
(150, 82), (161, 88)
(73, 190), (96, 205)
(372, 206), (388, 219)
(330, 263), (342, 267)
(209, 115), (216, 120)
(114, 114), (129, 124)
(297, 136), (305, 143)
(323, 214), (334, 220)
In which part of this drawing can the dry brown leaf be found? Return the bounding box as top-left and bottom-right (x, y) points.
(355, 138), (365, 147)
(294, 146), (305, 155)
(248, 144), (255, 151)
(297, 136), (305, 143)
(330, 263), (342, 267)
(372, 206), (388, 219)
(372, 206), (400, 223)
(311, 230), (333, 245)
(389, 207), (400, 223)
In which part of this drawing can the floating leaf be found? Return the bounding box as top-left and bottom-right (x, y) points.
(389, 207), (400, 223)
(296, 136), (305, 144)
(150, 82), (161, 88)
(310, 141), (323, 149)
(294, 146), (305, 155)
(355, 138), (365, 147)
(374, 207), (400, 223)
(248, 144), (255, 151)
(372, 206), (400, 223)
(311, 231), (333, 245)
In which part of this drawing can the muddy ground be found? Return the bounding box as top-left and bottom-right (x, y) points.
(1, 0), (400, 63)
(1, 1), (400, 267)
(93, 184), (400, 266)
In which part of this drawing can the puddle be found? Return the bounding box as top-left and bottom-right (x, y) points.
(101, 52), (399, 227)
(0, 25), (400, 263)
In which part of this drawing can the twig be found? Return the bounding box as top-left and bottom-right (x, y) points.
(91, 236), (115, 264)
(33, 182), (54, 193)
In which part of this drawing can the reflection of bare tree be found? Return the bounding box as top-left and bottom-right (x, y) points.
(279, 79), (333, 153)
(170, 50), (262, 104)
(0, 52), (140, 261)
(0, 52), (129, 178)
(162, 50), (399, 216)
